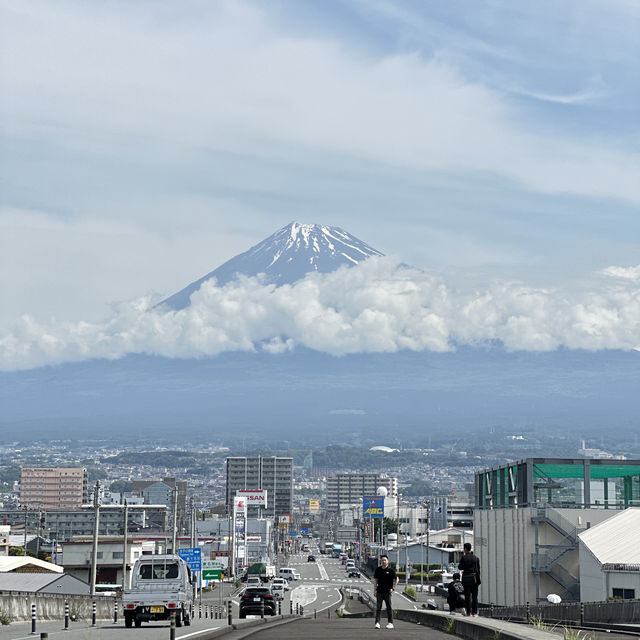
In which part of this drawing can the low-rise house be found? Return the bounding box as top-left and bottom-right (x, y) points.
(60, 538), (144, 588)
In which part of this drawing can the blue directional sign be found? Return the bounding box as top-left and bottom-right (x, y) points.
(178, 547), (202, 571)
(289, 529), (297, 536)
(300, 527), (309, 535)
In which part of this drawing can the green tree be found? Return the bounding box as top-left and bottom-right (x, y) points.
(109, 480), (133, 493)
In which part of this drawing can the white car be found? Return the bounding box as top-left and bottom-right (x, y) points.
(271, 577), (290, 591)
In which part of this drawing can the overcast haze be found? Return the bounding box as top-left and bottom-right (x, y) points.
(1, 0), (640, 370)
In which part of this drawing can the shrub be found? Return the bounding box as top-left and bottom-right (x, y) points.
(0, 609), (13, 625)
(404, 587), (417, 599)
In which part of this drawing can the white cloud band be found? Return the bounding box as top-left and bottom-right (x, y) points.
(2, 257), (640, 371)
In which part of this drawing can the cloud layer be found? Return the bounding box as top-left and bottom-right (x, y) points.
(2, 257), (639, 371)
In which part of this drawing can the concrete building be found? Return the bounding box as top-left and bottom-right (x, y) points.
(579, 508), (640, 601)
(326, 474), (397, 511)
(131, 477), (187, 528)
(60, 538), (144, 588)
(20, 467), (88, 510)
(225, 457), (293, 517)
(474, 458), (640, 606)
(45, 505), (168, 541)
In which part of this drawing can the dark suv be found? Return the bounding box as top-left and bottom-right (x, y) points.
(239, 587), (277, 618)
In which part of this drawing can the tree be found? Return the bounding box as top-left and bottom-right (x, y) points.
(109, 480), (133, 493)
(374, 517), (398, 535)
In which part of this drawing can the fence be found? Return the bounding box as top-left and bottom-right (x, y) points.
(480, 599), (640, 625)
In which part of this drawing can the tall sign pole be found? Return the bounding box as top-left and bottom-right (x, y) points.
(122, 500), (128, 591)
(90, 481), (101, 596)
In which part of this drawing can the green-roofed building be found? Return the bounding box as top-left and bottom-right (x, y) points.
(473, 458), (640, 606)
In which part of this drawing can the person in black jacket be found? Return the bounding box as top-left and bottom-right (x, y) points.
(447, 573), (465, 614)
(458, 542), (481, 616)
(373, 555), (398, 629)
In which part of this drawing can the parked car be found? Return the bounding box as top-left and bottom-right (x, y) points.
(347, 568), (361, 578)
(307, 554), (316, 562)
(239, 587), (277, 618)
(345, 560), (355, 570)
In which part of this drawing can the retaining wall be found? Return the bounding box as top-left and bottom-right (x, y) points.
(0, 593), (118, 621)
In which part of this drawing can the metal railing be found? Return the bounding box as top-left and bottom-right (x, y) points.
(480, 599), (640, 625)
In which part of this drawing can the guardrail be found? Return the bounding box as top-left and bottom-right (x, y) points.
(480, 599), (640, 626)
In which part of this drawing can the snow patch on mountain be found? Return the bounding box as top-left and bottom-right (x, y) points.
(159, 222), (383, 310)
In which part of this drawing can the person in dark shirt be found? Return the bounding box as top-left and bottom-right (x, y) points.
(458, 542), (481, 616)
(447, 573), (465, 614)
(373, 554), (398, 629)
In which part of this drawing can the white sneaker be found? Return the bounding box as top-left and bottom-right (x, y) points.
(375, 622), (380, 629)
(386, 623), (394, 629)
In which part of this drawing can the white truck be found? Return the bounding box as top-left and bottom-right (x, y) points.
(122, 555), (193, 628)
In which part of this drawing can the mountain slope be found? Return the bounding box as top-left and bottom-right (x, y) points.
(159, 222), (384, 310)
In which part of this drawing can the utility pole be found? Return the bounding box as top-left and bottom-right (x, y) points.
(122, 500), (128, 591)
(171, 487), (178, 554)
(90, 481), (101, 596)
(23, 506), (28, 555)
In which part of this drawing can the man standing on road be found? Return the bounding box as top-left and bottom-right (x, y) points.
(373, 554), (398, 629)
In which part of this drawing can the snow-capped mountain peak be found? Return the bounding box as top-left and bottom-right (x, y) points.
(159, 222), (384, 310)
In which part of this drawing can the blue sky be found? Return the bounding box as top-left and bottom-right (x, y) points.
(1, 0), (639, 368)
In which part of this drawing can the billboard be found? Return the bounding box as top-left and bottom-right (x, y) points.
(236, 489), (268, 508)
(309, 499), (320, 513)
(363, 495), (384, 518)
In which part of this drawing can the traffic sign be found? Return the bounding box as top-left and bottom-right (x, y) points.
(178, 547), (202, 571)
(202, 568), (222, 580)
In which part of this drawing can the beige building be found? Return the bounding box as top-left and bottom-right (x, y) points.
(20, 467), (88, 510)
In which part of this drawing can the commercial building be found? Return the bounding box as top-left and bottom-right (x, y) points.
(474, 457), (640, 606)
(326, 474), (397, 511)
(20, 467), (88, 510)
(225, 457), (293, 517)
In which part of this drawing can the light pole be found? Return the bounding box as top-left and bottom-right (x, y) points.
(404, 527), (409, 588)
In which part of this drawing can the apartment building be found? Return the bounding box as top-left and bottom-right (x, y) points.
(326, 473), (397, 511)
(225, 457), (293, 517)
(20, 467), (88, 510)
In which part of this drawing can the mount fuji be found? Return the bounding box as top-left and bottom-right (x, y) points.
(160, 222), (384, 310)
(2, 223), (639, 444)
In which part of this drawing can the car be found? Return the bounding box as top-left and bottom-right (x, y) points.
(307, 554), (316, 562)
(347, 568), (361, 578)
(246, 576), (262, 587)
(345, 561), (355, 570)
(271, 577), (290, 591)
(239, 587), (277, 618)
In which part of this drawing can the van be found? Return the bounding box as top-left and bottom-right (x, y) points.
(278, 568), (300, 581)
